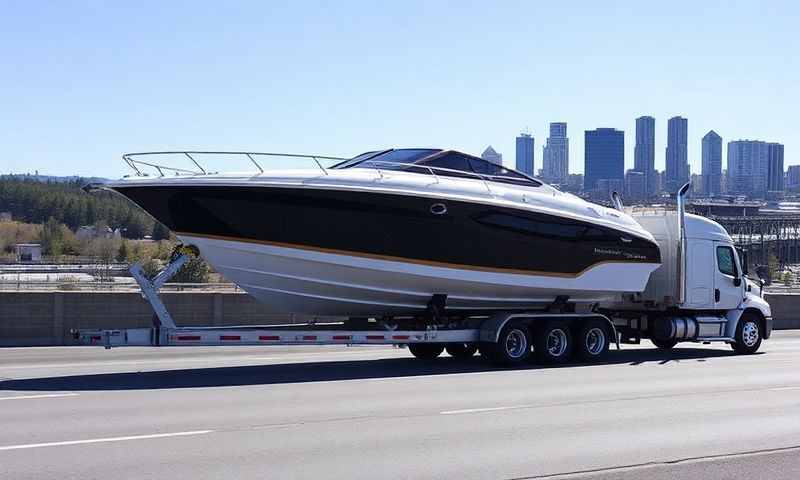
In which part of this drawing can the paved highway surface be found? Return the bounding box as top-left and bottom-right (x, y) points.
(2, 333), (800, 479)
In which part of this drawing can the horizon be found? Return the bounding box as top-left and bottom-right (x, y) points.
(1, 1), (796, 178)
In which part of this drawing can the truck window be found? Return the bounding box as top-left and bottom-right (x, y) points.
(716, 246), (737, 276)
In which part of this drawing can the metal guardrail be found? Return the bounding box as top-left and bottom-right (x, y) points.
(122, 151), (349, 177)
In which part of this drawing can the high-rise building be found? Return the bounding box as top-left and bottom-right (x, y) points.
(787, 165), (800, 191)
(584, 128), (624, 194)
(481, 145), (503, 165)
(625, 170), (646, 201)
(515, 134), (534, 176)
(727, 140), (769, 197)
(767, 142), (785, 192)
(542, 122), (569, 184)
(701, 130), (723, 196)
(634, 116), (656, 196)
(665, 116), (689, 192)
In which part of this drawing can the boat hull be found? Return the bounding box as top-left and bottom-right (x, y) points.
(114, 183), (662, 315)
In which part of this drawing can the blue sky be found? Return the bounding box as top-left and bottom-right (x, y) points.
(0, 1), (796, 178)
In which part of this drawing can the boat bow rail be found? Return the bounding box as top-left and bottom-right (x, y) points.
(121, 151), (349, 177)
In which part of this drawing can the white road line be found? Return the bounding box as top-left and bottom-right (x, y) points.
(767, 386), (800, 391)
(0, 393), (79, 401)
(0, 430), (213, 452)
(440, 405), (532, 415)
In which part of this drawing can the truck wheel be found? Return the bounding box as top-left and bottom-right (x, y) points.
(408, 343), (444, 359)
(485, 323), (532, 365)
(445, 343), (478, 359)
(651, 338), (678, 350)
(731, 313), (762, 354)
(575, 320), (610, 362)
(534, 320), (573, 364)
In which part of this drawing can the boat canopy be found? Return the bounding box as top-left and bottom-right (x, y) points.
(332, 149), (542, 187)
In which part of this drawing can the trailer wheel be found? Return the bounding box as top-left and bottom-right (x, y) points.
(731, 313), (762, 355)
(651, 338), (678, 350)
(574, 320), (610, 362)
(484, 323), (531, 365)
(408, 343), (445, 360)
(445, 343), (478, 359)
(534, 320), (573, 364)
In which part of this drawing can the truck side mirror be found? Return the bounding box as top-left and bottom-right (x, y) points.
(733, 277), (742, 287)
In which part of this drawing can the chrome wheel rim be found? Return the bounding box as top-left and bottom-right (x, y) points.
(504, 329), (528, 359)
(585, 327), (606, 355)
(547, 329), (568, 357)
(742, 321), (759, 347)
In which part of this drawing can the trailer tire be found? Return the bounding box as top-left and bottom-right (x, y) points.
(408, 343), (444, 360)
(574, 319), (610, 362)
(445, 343), (478, 359)
(484, 323), (531, 365)
(731, 312), (762, 355)
(534, 320), (573, 364)
(651, 338), (678, 350)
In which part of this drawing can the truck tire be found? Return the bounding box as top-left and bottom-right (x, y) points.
(408, 343), (444, 359)
(731, 313), (762, 355)
(534, 320), (573, 364)
(484, 323), (532, 365)
(445, 343), (478, 359)
(574, 319), (610, 362)
(651, 338), (678, 350)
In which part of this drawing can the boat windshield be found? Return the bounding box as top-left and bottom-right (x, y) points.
(333, 149), (541, 187)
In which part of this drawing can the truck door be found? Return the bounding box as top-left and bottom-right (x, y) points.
(713, 242), (744, 310)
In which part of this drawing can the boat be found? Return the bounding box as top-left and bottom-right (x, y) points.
(97, 149), (662, 316)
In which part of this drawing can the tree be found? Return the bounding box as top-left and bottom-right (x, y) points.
(171, 256), (210, 283)
(117, 240), (129, 262)
(40, 217), (64, 256)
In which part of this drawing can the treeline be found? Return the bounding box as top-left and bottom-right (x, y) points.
(0, 176), (156, 238)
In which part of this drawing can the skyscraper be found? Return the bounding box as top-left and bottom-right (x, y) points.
(481, 145), (503, 165)
(634, 116), (655, 196)
(665, 116), (689, 193)
(542, 122), (569, 184)
(584, 128), (624, 193)
(701, 130), (722, 196)
(727, 140), (768, 197)
(767, 142), (785, 192)
(515, 134), (534, 176)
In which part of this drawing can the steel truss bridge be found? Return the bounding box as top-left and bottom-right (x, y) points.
(711, 215), (800, 268)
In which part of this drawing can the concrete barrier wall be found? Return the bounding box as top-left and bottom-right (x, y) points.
(1, 291), (798, 346)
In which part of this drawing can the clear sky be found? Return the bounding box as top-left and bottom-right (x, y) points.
(1, 1), (797, 178)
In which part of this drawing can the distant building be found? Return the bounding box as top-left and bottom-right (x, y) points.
(787, 165), (800, 191)
(690, 173), (702, 194)
(654, 170), (664, 195)
(701, 130), (723, 196)
(665, 116), (689, 192)
(767, 142), (785, 192)
(727, 140), (769, 197)
(596, 178), (625, 202)
(584, 128), (624, 195)
(690, 200), (761, 217)
(542, 122), (569, 184)
(15, 243), (42, 263)
(564, 173), (584, 193)
(634, 116), (656, 196)
(515, 134), (534, 176)
(76, 225), (122, 241)
(481, 145), (503, 165)
(0, 212), (11, 222)
(625, 170), (646, 202)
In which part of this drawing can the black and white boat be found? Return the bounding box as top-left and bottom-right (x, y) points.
(101, 149), (661, 315)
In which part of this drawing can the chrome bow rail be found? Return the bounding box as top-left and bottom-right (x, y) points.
(122, 151), (349, 177)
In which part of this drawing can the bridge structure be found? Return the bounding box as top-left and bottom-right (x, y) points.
(711, 215), (800, 269)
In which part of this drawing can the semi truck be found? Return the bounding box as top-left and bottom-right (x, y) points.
(76, 184), (772, 365)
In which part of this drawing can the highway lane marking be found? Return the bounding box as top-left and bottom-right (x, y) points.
(767, 386), (800, 391)
(0, 430), (213, 452)
(0, 393), (79, 401)
(440, 405), (532, 415)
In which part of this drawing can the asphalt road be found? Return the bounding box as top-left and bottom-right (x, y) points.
(2, 333), (800, 479)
